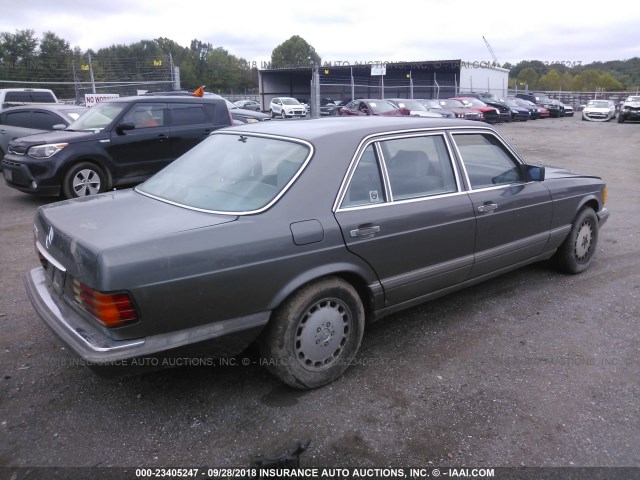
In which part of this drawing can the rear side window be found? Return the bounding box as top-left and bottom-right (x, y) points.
(169, 103), (208, 126)
(342, 144), (386, 208)
(3, 111), (31, 128)
(381, 135), (457, 200)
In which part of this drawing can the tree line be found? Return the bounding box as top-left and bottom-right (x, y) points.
(505, 59), (640, 92)
(1, 29), (637, 97)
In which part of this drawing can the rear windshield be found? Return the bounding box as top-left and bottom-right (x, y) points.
(137, 133), (311, 214)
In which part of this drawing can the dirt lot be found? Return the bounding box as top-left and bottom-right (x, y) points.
(1, 116), (639, 473)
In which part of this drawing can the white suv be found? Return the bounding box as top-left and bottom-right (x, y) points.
(269, 97), (306, 118)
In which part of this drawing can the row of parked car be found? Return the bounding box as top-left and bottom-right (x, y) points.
(264, 92), (578, 123)
(1, 87), (637, 201)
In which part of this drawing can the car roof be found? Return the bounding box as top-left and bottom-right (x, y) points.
(222, 116), (483, 142)
(105, 95), (225, 104)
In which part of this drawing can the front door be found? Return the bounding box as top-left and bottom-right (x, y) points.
(449, 131), (553, 278)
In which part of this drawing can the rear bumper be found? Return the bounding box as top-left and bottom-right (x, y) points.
(25, 268), (270, 375)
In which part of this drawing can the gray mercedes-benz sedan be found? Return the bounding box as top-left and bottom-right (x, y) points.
(25, 117), (609, 389)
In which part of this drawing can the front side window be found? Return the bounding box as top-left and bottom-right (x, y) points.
(123, 104), (166, 128)
(452, 133), (524, 189)
(138, 133), (311, 213)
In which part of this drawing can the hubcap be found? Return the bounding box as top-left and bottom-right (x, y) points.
(72, 169), (101, 196)
(575, 220), (593, 260)
(295, 298), (350, 371)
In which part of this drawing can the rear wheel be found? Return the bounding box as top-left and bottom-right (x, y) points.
(260, 277), (365, 389)
(62, 162), (106, 198)
(554, 207), (599, 274)
(618, 114), (624, 123)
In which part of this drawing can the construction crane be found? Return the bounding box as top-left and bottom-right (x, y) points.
(482, 36), (499, 67)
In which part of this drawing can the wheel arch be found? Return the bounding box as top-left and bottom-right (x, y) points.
(575, 195), (601, 219)
(265, 262), (379, 323)
(64, 157), (113, 189)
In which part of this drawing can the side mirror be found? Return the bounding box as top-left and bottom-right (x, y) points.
(52, 124), (66, 130)
(522, 164), (545, 182)
(115, 121), (135, 134)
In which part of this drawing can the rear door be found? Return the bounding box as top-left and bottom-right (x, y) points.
(334, 132), (476, 308)
(449, 131), (552, 278)
(167, 102), (219, 158)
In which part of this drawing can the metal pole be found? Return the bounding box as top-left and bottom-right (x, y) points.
(88, 53), (96, 94)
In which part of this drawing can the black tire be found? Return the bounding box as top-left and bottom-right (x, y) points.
(618, 114), (624, 123)
(554, 207), (599, 274)
(260, 277), (365, 389)
(280, 110), (287, 119)
(270, 109), (275, 118)
(62, 162), (106, 198)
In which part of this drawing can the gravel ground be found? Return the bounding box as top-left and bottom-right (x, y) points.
(0, 115), (639, 474)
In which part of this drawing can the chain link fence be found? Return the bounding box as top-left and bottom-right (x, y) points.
(0, 54), (177, 105)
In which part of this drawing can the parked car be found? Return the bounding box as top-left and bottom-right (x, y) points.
(457, 92), (511, 122)
(560, 102), (574, 117)
(0, 104), (88, 160)
(225, 100), (271, 124)
(515, 92), (563, 117)
(2, 95), (232, 198)
(24, 117), (609, 389)
(617, 95), (640, 123)
(582, 99), (616, 122)
(234, 99), (261, 111)
(450, 97), (500, 123)
(269, 97), (306, 118)
(549, 99), (569, 117)
(500, 98), (530, 121)
(510, 97), (541, 120)
(415, 99), (456, 118)
(319, 98), (341, 116)
(297, 99), (310, 115)
(141, 91), (268, 124)
(387, 99), (447, 118)
(433, 99), (484, 121)
(537, 105), (550, 118)
(339, 99), (410, 116)
(0, 88), (59, 109)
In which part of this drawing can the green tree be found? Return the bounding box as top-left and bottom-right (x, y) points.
(270, 35), (320, 68)
(517, 67), (539, 90)
(0, 29), (38, 82)
(538, 69), (562, 90)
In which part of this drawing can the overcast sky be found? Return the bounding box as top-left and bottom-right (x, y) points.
(2, 0), (639, 67)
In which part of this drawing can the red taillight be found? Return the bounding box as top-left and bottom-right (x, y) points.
(72, 278), (138, 327)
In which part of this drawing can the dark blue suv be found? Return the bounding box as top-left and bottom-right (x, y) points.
(2, 95), (231, 198)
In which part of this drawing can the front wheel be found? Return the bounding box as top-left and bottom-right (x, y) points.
(280, 110), (287, 119)
(554, 207), (599, 274)
(62, 162), (106, 198)
(260, 277), (365, 389)
(618, 114), (624, 123)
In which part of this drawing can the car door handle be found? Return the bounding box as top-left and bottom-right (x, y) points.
(350, 225), (380, 238)
(477, 202), (498, 213)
